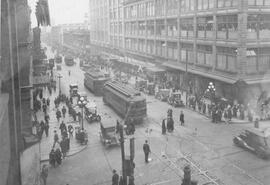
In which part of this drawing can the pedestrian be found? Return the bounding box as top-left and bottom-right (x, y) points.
(47, 98), (50, 107)
(119, 176), (123, 185)
(162, 119), (166, 134)
(69, 96), (73, 104)
(40, 164), (49, 185)
(49, 149), (56, 167)
(112, 169), (119, 185)
(53, 130), (59, 147)
(42, 98), (46, 105)
(62, 106), (67, 118)
(44, 114), (50, 124)
(180, 111), (185, 126)
(60, 139), (67, 158)
(40, 120), (45, 138)
(42, 104), (47, 114)
(55, 148), (62, 165)
(143, 140), (151, 163)
(116, 120), (120, 134)
(44, 121), (49, 137)
(56, 109), (61, 122)
(59, 121), (67, 135)
(68, 125), (74, 137)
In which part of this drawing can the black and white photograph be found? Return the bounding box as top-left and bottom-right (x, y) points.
(1, 0), (270, 185)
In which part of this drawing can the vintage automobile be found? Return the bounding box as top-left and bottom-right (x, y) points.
(85, 102), (101, 123)
(144, 82), (155, 95)
(135, 80), (147, 92)
(233, 128), (270, 159)
(168, 92), (185, 107)
(69, 84), (78, 97)
(155, 89), (170, 102)
(75, 126), (88, 145)
(99, 119), (119, 147)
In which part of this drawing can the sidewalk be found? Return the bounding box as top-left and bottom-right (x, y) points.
(35, 88), (87, 163)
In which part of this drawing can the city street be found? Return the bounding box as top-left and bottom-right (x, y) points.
(45, 47), (270, 185)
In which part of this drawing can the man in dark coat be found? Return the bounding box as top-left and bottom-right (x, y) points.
(143, 140), (151, 163)
(62, 106), (67, 118)
(162, 119), (166, 134)
(180, 111), (185, 126)
(59, 121), (67, 135)
(44, 121), (49, 137)
(49, 149), (56, 167)
(112, 169), (119, 185)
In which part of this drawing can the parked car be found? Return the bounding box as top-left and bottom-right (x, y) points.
(85, 102), (101, 123)
(168, 92), (185, 107)
(233, 128), (270, 159)
(155, 89), (170, 102)
(69, 84), (78, 97)
(99, 119), (119, 147)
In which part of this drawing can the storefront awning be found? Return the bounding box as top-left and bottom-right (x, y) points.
(163, 62), (237, 84)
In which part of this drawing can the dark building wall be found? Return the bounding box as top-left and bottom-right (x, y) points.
(0, 94), (11, 185)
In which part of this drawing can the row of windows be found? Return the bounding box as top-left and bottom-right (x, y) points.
(123, 0), (270, 19)
(121, 39), (270, 72)
(122, 14), (270, 40)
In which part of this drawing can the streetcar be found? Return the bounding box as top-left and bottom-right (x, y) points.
(65, 56), (75, 66)
(103, 81), (147, 124)
(84, 70), (110, 96)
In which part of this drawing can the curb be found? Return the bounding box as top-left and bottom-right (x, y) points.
(40, 145), (88, 163)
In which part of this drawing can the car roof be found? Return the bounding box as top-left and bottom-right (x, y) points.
(100, 118), (116, 128)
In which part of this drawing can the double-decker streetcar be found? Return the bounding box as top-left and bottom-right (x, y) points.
(103, 81), (147, 124)
(84, 70), (110, 96)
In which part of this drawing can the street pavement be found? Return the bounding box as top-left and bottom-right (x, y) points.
(44, 45), (270, 185)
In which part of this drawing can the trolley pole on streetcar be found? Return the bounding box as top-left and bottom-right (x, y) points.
(119, 125), (127, 185)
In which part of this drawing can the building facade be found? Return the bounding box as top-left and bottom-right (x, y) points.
(89, 0), (270, 104)
(1, 0), (41, 184)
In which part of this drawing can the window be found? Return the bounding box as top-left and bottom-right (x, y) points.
(167, 0), (178, 15)
(180, 43), (194, 63)
(146, 21), (154, 36)
(248, 0), (270, 5)
(168, 19), (178, 37)
(180, 18), (194, 37)
(217, 15), (238, 39)
(168, 42), (178, 60)
(247, 14), (270, 39)
(216, 47), (237, 71)
(180, 0), (194, 12)
(196, 45), (213, 66)
(246, 48), (270, 73)
(217, 0), (238, 7)
(156, 20), (166, 36)
(197, 16), (213, 38)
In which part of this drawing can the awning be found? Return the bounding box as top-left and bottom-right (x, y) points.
(163, 62), (237, 84)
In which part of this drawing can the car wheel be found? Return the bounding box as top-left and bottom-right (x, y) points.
(233, 138), (240, 146)
(97, 115), (101, 121)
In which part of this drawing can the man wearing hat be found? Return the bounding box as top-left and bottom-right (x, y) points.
(112, 169), (119, 185)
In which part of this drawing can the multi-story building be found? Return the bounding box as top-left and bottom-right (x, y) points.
(89, 0), (270, 104)
(1, 0), (42, 184)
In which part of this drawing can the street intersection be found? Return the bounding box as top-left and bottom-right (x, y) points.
(45, 47), (270, 185)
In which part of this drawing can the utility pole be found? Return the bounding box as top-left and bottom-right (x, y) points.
(57, 74), (62, 95)
(119, 125), (127, 185)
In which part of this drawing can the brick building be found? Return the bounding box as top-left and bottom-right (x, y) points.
(89, 0), (270, 104)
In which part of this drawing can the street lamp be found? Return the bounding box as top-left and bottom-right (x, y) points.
(78, 97), (87, 130)
(57, 74), (63, 95)
(206, 82), (216, 104)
